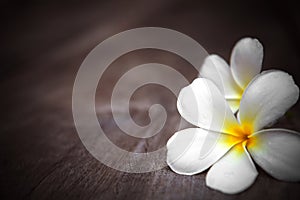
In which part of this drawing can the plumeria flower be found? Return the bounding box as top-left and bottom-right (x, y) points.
(199, 37), (263, 113)
(167, 70), (300, 194)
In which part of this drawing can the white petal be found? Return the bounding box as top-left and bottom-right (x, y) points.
(206, 142), (258, 194)
(200, 55), (243, 102)
(230, 38), (263, 88)
(167, 128), (240, 175)
(236, 111), (240, 123)
(227, 99), (240, 114)
(247, 128), (300, 181)
(199, 55), (242, 113)
(177, 78), (240, 135)
(239, 70), (299, 131)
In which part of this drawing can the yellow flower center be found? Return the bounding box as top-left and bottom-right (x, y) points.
(222, 120), (258, 155)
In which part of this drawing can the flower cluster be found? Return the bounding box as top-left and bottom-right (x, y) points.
(167, 38), (300, 194)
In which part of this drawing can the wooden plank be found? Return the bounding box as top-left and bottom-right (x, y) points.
(1, 0), (299, 199)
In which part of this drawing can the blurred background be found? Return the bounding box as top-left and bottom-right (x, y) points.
(1, 0), (299, 199)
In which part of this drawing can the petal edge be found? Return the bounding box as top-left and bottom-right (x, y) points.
(206, 142), (258, 194)
(167, 128), (239, 175)
(248, 128), (300, 182)
(230, 37), (263, 88)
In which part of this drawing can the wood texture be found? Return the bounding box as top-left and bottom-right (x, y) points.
(1, 0), (300, 199)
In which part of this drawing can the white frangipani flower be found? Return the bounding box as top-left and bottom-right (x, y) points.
(167, 70), (300, 194)
(200, 37), (263, 113)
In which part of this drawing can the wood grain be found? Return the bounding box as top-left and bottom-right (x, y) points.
(1, 0), (299, 199)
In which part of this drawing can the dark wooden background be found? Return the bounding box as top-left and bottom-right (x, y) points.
(1, 0), (300, 199)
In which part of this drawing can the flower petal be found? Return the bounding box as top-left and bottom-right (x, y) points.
(199, 55), (243, 112)
(239, 70), (299, 132)
(230, 37), (263, 88)
(227, 99), (240, 114)
(177, 78), (240, 135)
(206, 142), (258, 194)
(167, 128), (240, 175)
(247, 128), (300, 181)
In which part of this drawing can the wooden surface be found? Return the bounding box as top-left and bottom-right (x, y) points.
(1, 0), (300, 199)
